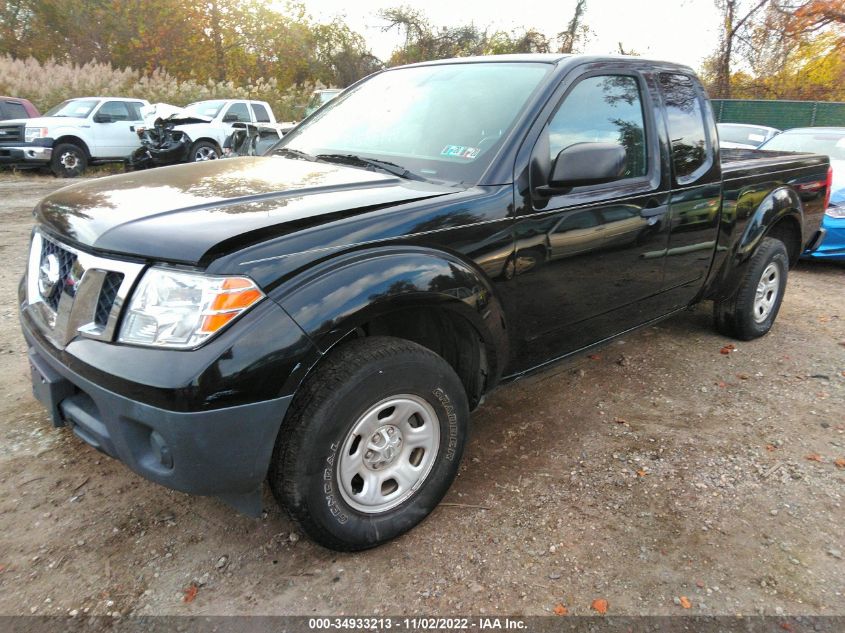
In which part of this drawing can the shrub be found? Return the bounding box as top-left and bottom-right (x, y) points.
(0, 55), (313, 121)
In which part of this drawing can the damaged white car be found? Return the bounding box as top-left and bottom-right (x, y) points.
(127, 99), (292, 169)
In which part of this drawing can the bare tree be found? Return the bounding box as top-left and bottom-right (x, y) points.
(558, 0), (587, 53)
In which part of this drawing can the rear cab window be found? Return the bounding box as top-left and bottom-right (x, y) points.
(251, 103), (271, 123)
(659, 73), (713, 184)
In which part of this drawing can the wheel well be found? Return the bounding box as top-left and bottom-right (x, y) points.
(337, 306), (489, 409)
(53, 136), (90, 158)
(192, 138), (221, 150)
(767, 215), (802, 266)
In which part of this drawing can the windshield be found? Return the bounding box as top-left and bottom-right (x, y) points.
(718, 124), (777, 146)
(183, 100), (226, 119)
(759, 129), (845, 160)
(277, 62), (551, 184)
(44, 99), (100, 118)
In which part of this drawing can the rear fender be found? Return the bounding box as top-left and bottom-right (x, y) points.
(272, 246), (509, 395)
(707, 186), (802, 301)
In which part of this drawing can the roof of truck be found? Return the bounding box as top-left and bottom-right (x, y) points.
(400, 53), (693, 73)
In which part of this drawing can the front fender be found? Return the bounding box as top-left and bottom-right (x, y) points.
(271, 246), (509, 386)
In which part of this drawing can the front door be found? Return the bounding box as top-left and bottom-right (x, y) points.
(506, 70), (670, 373)
(91, 101), (143, 157)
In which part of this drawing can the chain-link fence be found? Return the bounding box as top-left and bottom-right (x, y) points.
(711, 99), (845, 130)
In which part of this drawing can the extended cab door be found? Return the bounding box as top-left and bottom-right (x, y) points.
(507, 66), (671, 372)
(656, 73), (722, 307)
(91, 100), (145, 157)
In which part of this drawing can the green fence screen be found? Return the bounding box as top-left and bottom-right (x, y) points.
(711, 99), (845, 130)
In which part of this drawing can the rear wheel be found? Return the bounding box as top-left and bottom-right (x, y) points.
(268, 337), (469, 551)
(713, 237), (789, 340)
(51, 143), (87, 177)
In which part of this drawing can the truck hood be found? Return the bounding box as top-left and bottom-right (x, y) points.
(36, 156), (456, 265)
(140, 102), (213, 128)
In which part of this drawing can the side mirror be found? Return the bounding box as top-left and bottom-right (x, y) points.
(539, 142), (627, 195)
(93, 113), (114, 123)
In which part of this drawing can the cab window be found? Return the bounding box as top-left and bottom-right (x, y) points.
(548, 75), (648, 181)
(659, 73), (711, 183)
(224, 102), (251, 123)
(98, 101), (131, 121)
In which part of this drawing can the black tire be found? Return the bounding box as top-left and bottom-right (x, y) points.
(50, 143), (87, 177)
(188, 140), (221, 162)
(268, 336), (469, 551)
(713, 237), (789, 340)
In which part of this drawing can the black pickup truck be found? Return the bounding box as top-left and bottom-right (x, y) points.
(20, 55), (831, 551)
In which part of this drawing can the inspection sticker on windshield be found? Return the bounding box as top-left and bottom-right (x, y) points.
(441, 145), (480, 159)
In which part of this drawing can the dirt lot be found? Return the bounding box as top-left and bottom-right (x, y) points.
(0, 172), (843, 618)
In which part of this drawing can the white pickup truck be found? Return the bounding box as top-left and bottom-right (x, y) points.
(0, 97), (149, 177)
(133, 99), (289, 165)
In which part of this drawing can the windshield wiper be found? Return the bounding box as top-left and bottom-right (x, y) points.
(272, 147), (317, 161)
(316, 153), (425, 181)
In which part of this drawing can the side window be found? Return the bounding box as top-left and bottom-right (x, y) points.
(126, 102), (144, 121)
(659, 73), (710, 183)
(98, 101), (131, 121)
(224, 102), (251, 123)
(4, 102), (29, 119)
(251, 103), (270, 123)
(548, 74), (648, 181)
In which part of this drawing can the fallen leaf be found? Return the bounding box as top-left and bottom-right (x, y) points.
(717, 381), (727, 388)
(765, 444), (777, 452)
(588, 354), (602, 361)
(613, 417), (627, 424)
(780, 623), (793, 632)
(182, 583), (199, 603)
(834, 458), (845, 469)
(719, 344), (736, 355)
(553, 603), (568, 616)
(805, 453), (824, 463)
(636, 469), (647, 477)
(591, 598), (608, 614)
(695, 580), (705, 589)
(679, 596), (692, 609)
(0, 564), (5, 573)
(736, 373), (750, 380)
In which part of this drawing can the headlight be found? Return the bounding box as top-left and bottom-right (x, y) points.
(25, 127), (48, 143)
(118, 268), (264, 349)
(826, 204), (845, 219)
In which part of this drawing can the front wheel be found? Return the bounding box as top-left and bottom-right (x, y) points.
(713, 237), (789, 340)
(51, 143), (87, 177)
(269, 337), (469, 551)
(189, 140), (221, 162)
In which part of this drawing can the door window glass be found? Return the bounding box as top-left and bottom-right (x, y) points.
(548, 75), (648, 180)
(660, 73), (710, 183)
(225, 103), (251, 123)
(126, 102), (144, 121)
(98, 101), (131, 121)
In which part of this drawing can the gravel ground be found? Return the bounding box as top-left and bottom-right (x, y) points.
(0, 172), (843, 618)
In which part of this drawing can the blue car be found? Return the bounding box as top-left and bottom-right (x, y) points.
(758, 127), (845, 260)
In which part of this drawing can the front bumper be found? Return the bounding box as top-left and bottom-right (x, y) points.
(24, 323), (292, 515)
(0, 142), (52, 165)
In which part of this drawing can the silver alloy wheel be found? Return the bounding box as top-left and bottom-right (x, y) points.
(60, 151), (79, 170)
(753, 262), (780, 322)
(337, 394), (440, 513)
(194, 146), (219, 161)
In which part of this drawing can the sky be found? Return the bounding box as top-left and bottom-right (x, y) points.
(295, 0), (722, 71)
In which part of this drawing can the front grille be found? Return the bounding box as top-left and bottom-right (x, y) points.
(26, 232), (144, 348)
(39, 238), (78, 310)
(0, 124), (23, 143)
(95, 272), (124, 326)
